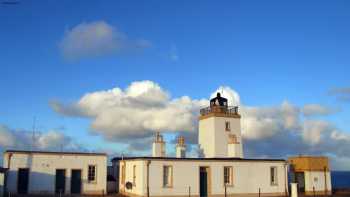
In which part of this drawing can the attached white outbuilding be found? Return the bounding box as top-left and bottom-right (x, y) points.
(288, 156), (332, 195)
(3, 150), (107, 195)
(116, 157), (288, 197)
(0, 167), (7, 197)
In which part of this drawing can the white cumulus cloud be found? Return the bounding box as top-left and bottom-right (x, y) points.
(59, 21), (151, 60)
(302, 104), (338, 116)
(50, 80), (350, 170)
(50, 80), (210, 142)
(0, 125), (16, 147)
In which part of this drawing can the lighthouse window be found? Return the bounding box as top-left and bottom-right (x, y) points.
(225, 121), (231, 131)
(270, 166), (278, 185)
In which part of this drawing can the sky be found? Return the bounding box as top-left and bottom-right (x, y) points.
(1, 0), (350, 169)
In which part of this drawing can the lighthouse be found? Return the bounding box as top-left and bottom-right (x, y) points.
(198, 92), (243, 158)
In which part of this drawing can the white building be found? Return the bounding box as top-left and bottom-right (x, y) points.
(3, 150), (107, 195)
(114, 93), (289, 197)
(288, 156), (332, 195)
(199, 93), (243, 158)
(0, 167), (7, 197)
(116, 157), (288, 197)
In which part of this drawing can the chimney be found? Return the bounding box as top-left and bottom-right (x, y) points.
(176, 136), (186, 158)
(152, 132), (165, 157)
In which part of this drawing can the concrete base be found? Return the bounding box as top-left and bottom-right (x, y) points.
(120, 191), (286, 197)
(304, 190), (332, 195)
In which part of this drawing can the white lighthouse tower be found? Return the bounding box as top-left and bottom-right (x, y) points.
(198, 92), (243, 158)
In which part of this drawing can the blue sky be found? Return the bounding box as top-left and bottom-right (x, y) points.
(1, 1), (350, 169)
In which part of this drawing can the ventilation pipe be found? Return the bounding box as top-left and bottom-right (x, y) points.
(176, 136), (186, 158)
(152, 132), (165, 157)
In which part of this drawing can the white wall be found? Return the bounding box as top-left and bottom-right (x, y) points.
(214, 117), (243, 158)
(3, 152), (107, 195)
(199, 116), (243, 158)
(0, 173), (4, 197)
(198, 117), (216, 157)
(152, 143), (165, 157)
(120, 159), (287, 197)
(304, 171), (332, 193)
(119, 160), (146, 196)
(176, 146), (186, 158)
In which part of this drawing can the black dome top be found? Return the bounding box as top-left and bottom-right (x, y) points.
(210, 92), (228, 107)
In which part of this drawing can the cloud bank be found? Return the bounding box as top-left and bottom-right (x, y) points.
(0, 124), (86, 165)
(0, 125), (83, 151)
(59, 21), (151, 60)
(302, 104), (338, 116)
(51, 80), (350, 170)
(50, 81), (208, 142)
(329, 87), (350, 102)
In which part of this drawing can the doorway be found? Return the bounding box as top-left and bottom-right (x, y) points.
(17, 168), (29, 194)
(295, 172), (305, 193)
(199, 167), (210, 197)
(55, 169), (66, 194)
(70, 169), (82, 194)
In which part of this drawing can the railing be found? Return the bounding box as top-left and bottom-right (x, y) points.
(200, 106), (239, 116)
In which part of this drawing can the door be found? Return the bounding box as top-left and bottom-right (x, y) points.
(199, 167), (208, 197)
(55, 169), (66, 194)
(70, 170), (81, 194)
(295, 172), (305, 193)
(17, 168), (29, 194)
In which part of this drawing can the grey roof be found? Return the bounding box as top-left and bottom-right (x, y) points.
(111, 156), (286, 163)
(5, 150), (107, 156)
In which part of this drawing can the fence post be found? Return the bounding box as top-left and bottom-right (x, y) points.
(224, 184), (227, 197)
(313, 186), (315, 197)
(258, 188), (261, 197)
(147, 186), (150, 197)
(188, 186), (191, 197)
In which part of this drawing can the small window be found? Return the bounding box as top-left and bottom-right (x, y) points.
(270, 166), (278, 185)
(133, 165), (136, 186)
(224, 166), (233, 186)
(163, 166), (173, 187)
(88, 165), (96, 182)
(225, 121), (231, 131)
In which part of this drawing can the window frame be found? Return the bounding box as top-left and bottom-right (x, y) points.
(223, 166), (233, 187)
(270, 166), (278, 186)
(88, 165), (97, 183)
(162, 165), (173, 188)
(225, 121), (231, 131)
(133, 165), (137, 186)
